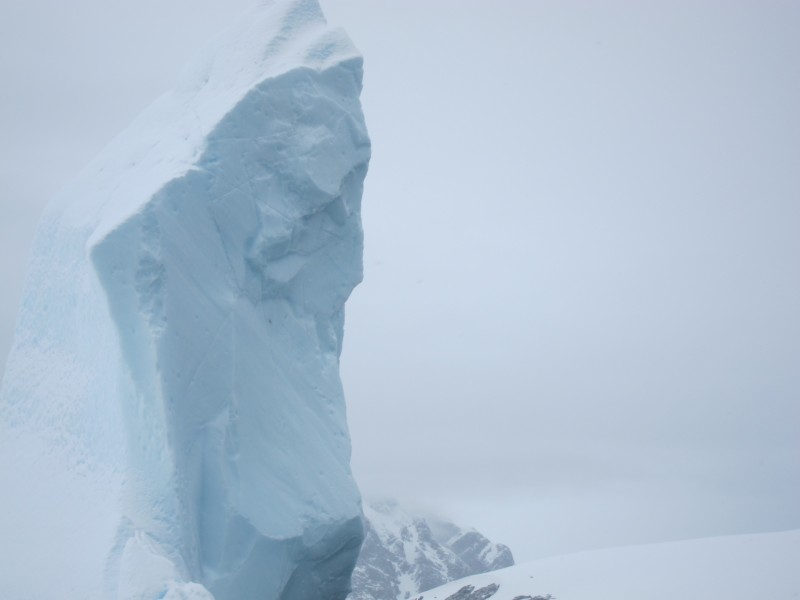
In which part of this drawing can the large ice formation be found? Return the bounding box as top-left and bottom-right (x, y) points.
(0, 1), (369, 598)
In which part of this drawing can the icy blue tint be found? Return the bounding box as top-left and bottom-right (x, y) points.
(0, 1), (369, 598)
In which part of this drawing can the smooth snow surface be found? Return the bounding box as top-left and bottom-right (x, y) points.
(420, 529), (800, 600)
(0, 0), (369, 598)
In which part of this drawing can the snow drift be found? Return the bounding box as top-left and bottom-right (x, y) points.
(419, 529), (800, 600)
(0, 0), (369, 598)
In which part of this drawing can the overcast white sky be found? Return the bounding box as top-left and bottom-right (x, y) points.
(1, 0), (798, 561)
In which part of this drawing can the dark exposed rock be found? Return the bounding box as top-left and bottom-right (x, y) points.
(444, 583), (500, 600)
(449, 531), (515, 573)
(348, 500), (514, 600)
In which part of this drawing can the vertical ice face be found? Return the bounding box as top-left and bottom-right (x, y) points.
(0, 1), (369, 598)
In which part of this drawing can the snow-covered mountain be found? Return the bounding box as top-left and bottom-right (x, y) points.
(350, 500), (514, 600)
(415, 529), (800, 600)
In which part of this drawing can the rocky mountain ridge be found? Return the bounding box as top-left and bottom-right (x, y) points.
(349, 500), (514, 600)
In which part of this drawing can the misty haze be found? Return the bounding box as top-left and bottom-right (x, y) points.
(0, 1), (798, 599)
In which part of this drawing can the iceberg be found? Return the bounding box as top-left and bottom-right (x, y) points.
(0, 1), (369, 598)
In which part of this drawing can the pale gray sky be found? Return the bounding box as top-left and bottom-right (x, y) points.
(1, 0), (799, 560)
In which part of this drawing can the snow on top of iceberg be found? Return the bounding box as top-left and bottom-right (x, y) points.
(49, 0), (362, 246)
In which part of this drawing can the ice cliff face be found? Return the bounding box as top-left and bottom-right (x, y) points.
(0, 1), (369, 599)
(349, 501), (514, 600)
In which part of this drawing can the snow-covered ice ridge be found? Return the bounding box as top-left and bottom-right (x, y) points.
(418, 529), (800, 600)
(0, 1), (369, 598)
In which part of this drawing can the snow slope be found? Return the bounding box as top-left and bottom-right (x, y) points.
(0, 0), (369, 598)
(418, 529), (800, 600)
(350, 500), (514, 600)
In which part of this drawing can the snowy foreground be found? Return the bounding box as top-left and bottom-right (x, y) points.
(0, 0), (369, 598)
(419, 529), (800, 600)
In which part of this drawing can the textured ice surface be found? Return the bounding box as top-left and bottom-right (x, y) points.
(0, 1), (369, 598)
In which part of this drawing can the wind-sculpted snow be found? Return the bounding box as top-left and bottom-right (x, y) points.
(0, 1), (369, 598)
